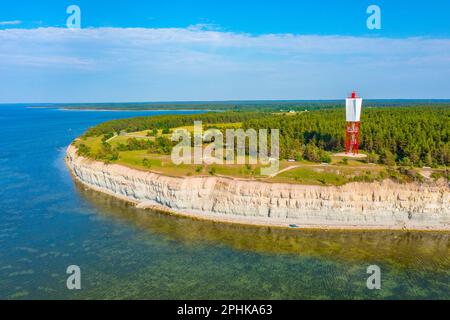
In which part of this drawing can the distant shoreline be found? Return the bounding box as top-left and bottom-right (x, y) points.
(13, 99), (450, 113)
(58, 108), (212, 112)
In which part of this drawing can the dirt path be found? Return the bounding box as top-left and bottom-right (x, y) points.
(268, 165), (302, 178)
(266, 162), (381, 178)
(107, 133), (153, 143)
(105, 133), (118, 143)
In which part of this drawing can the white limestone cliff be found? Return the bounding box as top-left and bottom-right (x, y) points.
(65, 145), (450, 230)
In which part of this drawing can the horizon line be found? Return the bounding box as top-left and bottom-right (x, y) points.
(2, 98), (450, 106)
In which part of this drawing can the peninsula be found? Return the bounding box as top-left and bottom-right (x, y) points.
(65, 107), (450, 230)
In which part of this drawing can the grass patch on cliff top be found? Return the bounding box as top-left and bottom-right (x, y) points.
(271, 167), (348, 186)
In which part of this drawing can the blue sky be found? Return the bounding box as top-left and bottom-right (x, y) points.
(1, 0), (450, 102)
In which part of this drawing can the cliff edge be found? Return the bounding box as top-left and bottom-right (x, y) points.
(65, 145), (450, 230)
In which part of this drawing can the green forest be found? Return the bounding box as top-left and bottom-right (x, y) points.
(245, 107), (450, 167)
(80, 106), (450, 167)
(83, 112), (267, 137)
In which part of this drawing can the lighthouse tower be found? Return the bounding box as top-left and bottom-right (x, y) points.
(345, 91), (363, 155)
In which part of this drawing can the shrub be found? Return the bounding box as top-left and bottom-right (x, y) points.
(77, 144), (91, 157)
(380, 149), (396, 166)
(142, 158), (152, 168)
(320, 152), (332, 164)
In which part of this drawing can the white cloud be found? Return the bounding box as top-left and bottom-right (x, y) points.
(1, 27), (449, 64)
(0, 27), (449, 101)
(0, 20), (22, 26)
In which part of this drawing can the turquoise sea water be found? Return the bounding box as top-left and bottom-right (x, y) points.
(0, 105), (448, 299)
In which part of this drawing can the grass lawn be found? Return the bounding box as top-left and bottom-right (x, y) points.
(271, 167), (349, 185)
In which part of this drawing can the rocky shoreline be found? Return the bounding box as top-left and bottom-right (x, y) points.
(65, 145), (450, 231)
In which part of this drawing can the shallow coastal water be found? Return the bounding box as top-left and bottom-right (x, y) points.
(0, 105), (448, 299)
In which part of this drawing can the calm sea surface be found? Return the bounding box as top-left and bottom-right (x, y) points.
(0, 105), (448, 299)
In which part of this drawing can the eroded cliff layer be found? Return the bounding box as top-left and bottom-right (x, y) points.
(65, 145), (450, 230)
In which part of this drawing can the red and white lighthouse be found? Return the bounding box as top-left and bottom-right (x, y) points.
(345, 91), (363, 155)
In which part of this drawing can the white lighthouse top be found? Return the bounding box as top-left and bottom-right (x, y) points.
(345, 91), (362, 122)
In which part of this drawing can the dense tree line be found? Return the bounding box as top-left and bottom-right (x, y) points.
(83, 112), (268, 137)
(244, 107), (449, 166)
(116, 137), (173, 155)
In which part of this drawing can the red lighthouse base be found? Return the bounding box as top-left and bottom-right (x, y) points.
(345, 122), (360, 155)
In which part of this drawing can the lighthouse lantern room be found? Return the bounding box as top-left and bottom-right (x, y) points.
(345, 92), (363, 155)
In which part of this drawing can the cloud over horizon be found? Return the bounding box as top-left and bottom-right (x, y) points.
(0, 20), (22, 26)
(1, 26), (450, 103)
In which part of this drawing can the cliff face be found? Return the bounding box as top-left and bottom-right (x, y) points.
(65, 145), (450, 230)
